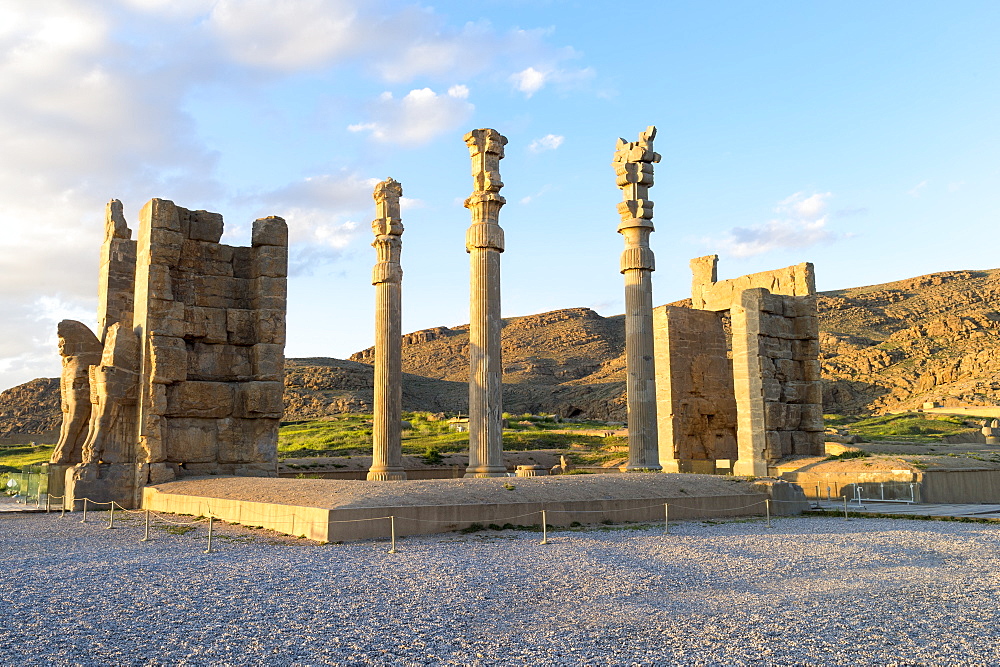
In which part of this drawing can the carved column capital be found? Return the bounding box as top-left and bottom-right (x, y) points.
(371, 178), (404, 286)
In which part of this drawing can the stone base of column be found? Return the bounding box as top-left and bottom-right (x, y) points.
(464, 467), (508, 478)
(366, 468), (407, 481)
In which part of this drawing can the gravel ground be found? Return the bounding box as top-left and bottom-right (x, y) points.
(3, 512), (1000, 666)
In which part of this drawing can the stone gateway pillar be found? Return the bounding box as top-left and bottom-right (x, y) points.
(463, 128), (509, 478)
(367, 178), (407, 481)
(613, 126), (662, 471)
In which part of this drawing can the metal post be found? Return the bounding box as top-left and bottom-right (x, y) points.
(60, 497), (66, 518)
(843, 496), (849, 521)
(540, 510), (548, 545)
(827, 485), (831, 501)
(45, 494), (51, 513)
(765, 499), (771, 528)
(815, 485), (819, 502)
(880, 482), (885, 501)
(142, 510), (150, 542)
(80, 497), (88, 523)
(204, 516), (214, 554)
(389, 516), (397, 554)
(663, 504), (669, 535)
(107, 502), (115, 529)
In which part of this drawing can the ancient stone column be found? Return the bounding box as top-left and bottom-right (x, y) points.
(367, 178), (407, 481)
(463, 128), (508, 478)
(613, 126), (662, 471)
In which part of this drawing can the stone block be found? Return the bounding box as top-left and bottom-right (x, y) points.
(235, 382), (284, 418)
(764, 402), (785, 428)
(150, 383), (167, 414)
(252, 344), (284, 381)
(256, 309), (286, 345)
(163, 417), (218, 463)
(758, 356), (775, 378)
(165, 381), (234, 418)
(188, 210), (224, 243)
(251, 245), (288, 278)
(782, 381), (815, 404)
(792, 339), (820, 361)
(761, 293), (785, 315)
(784, 296), (817, 318)
(793, 315), (819, 339)
(801, 360), (822, 382)
(146, 264), (173, 301)
(149, 335), (187, 384)
(792, 430), (822, 455)
(799, 404), (825, 432)
(184, 306), (228, 344)
(218, 417), (279, 463)
(250, 277), (287, 310)
(179, 240), (234, 277)
(804, 381), (823, 405)
(762, 379), (781, 402)
(774, 358), (798, 382)
(784, 404), (802, 429)
(227, 309), (256, 345)
(143, 198), (181, 231)
(193, 275), (241, 309)
(147, 462), (176, 484)
(253, 216), (288, 247)
(147, 228), (184, 265)
(186, 342), (252, 381)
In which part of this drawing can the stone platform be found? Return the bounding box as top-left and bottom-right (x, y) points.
(142, 474), (805, 542)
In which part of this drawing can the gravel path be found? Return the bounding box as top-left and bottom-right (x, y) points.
(3, 512), (1000, 665)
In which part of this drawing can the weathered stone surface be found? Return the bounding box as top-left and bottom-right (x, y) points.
(165, 381), (233, 418)
(614, 126), (661, 471)
(57, 198), (287, 510)
(660, 257), (822, 477)
(464, 129), (508, 478)
(368, 178), (407, 481)
(51, 320), (104, 465)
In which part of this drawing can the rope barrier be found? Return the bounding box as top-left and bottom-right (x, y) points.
(33, 490), (822, 555)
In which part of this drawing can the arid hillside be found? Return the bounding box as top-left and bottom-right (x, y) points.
(6, 268), (1000, 440)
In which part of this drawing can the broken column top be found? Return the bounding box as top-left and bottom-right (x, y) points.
(613, 126), (661, 232)
(106, 199), (131, 240)
(464, 128), (507, 195)
(691, 254), (816, 311)
(372, 177), (403, 236)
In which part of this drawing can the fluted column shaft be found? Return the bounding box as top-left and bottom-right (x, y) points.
(464, 128), (508, 478)
(614, 127), (662, 471)
(368, 178), (406, 481)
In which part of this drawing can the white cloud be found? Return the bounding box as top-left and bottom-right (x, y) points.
(709, 192), (838, 258)
(520, 185), (552, 205)
(908, 180), (928, 197)
(512, 67), (547, 96)
(207, 0), (363, 71)
(528, 134), (564, 152)
(348, 87), (474, 146)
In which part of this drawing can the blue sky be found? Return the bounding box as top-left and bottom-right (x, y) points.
(1, 0), (998, 391)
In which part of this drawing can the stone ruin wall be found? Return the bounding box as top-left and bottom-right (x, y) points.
(135, 199), (287, 482)
(653, 306), (738, 473)
(731, 289), (824, 475)
(53, 198), (287, 507)
(656, 255), (823, 475)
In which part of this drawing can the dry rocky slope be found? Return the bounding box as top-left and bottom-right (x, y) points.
(7, 268), (1000, 440)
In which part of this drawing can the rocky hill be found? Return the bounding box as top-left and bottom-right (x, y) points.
(7, 268), (1000, 441)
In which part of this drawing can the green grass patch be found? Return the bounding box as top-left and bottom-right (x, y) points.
(0, 443), (55, 475)
(278, 414), (627, 460)
(825, 450), (870, 461)
(842, 412), (974, 442)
